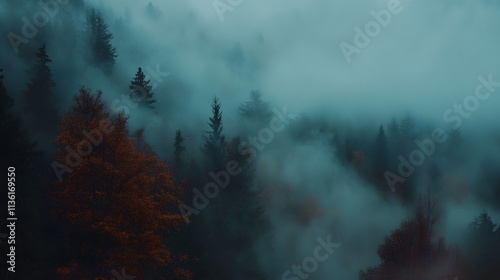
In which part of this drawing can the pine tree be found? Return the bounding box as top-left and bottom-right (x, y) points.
(1, 66), (38, 170)
(196, 137), (265, 279)
(0, 65), (58, 279)
(372, 125), (390, 184)
(173, 129), (186, 169)
(87, 9), (117, 71)
(52, 87), (190, 280)
(462, 212), (500, 278)
(129, 67), (156, 108)
(203, 97), (226, 169)
(23, 43), (58, 128)
(239, 90), (272, 122)
(146, 2), (161, 19)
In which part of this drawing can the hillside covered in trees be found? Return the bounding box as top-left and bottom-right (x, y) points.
(1, 0), (500, 279)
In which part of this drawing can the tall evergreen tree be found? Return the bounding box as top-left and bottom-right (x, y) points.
(0, 66), (58, 279)
(173, 129), (186, 169)
(462, 212), (500, 278)
(198, 136), (265, 280)
(203, 97), (226, 169)
(23, 43), (59, 138)
(145, 2), (161, 19)
(1, 67), (38, 171)
(129, 67), (157, 108)
(87, 9), (117, 71)
(239, 90), (272, 122)
(372, 125), (390, 185)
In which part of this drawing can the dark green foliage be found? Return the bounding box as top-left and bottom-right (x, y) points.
(203, 97), (226, 169)
(129, 67), (157, 108)
(87, 9), (117, 71)
(0, 66), (58, 279)
(239, 90), (272, 122)
(193, 137), (264, 280)
(1, 66), (38, 176)
(23, 43), (59, 129)
(372, 125), (390, 184)
(173, 129), (186, 170)
(462, 212), (500, 279)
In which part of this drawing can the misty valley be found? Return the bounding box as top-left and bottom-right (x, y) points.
(1, 0), (500, 280)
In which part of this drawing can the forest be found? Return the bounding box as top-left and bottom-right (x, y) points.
(1, 0), (500, 279)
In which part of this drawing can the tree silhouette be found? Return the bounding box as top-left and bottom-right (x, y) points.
(462, 212), (500, 279)
(173, 129), (186, 170)
(1, 67), (38, 170)
(129, 67), (156, 108)
(87, 9), (117, 72)
(196, 137), (265, 280)
(52, 87), (190, 280)
(359, 194), (457, 280)
(203, 97), (226, 169)
(23, 43), (59, 132)
(239, 90), (272, 122)
(372, 125), (390, 187)
(0, 65), (58, 279)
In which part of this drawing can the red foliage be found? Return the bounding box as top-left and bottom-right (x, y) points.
(360, 195), (458, 280)
(52, 88), (191, 279)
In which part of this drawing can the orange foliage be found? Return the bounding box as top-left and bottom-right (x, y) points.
(51, 88), (190, 279)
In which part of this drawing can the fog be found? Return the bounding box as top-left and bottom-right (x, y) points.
(1, 0), (500, 279)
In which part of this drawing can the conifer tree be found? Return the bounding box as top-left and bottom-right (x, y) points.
(203, 97), (226, 169)
(23, 43), (58, 127)
(173, 129), (186, 169)
(239, 90), (272, 122)
(462, 212), (500, 278)
(129, 67), (157, 108)
(87, 9), (117, 71)
(0, 65), (58, 279)
(1, 66), (38, 170)
(372, 125), (390, 184)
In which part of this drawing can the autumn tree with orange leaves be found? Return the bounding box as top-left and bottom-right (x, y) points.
(51, 87), (192, 280)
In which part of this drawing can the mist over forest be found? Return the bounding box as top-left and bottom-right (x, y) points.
(1, 0), (500, 279)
